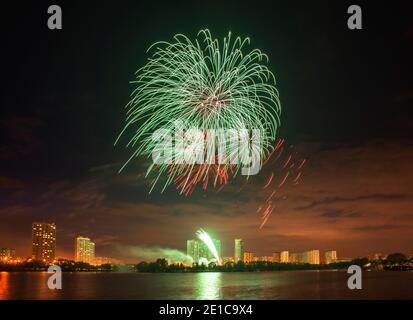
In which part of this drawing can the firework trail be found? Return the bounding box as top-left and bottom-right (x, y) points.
(263, 172), (274, 189)
(196, 228), (222, 265)
(116, 29), (281, 194)
(258, 138), (307, 229)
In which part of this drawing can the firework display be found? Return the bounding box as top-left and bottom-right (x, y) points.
(116, 29), (281, 194)
(196, 228), (222, 265)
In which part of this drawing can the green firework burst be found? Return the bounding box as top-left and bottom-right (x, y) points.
(116, 29), (281, 193)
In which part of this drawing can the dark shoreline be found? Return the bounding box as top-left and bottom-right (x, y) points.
(2, 253), (412, 273)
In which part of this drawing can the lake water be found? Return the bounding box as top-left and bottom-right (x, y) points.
(1, 270), (412, 300)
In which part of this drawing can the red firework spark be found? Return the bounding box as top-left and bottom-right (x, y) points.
(171, 160), (235, 196)
(258, 139), (307, 229)
(147, 137), (306, 228)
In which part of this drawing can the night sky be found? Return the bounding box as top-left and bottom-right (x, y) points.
(1, 1), (412, 262)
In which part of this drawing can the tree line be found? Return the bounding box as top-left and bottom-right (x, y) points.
(134, 253), (413, 273)
(2, 253), (411, 272)
(0, 259), (116, 272)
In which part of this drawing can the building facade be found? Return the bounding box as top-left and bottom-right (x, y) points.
(32, 222), (56, 262)
(187, 240), (199, 263)
(302, 250), (320, 264)
(280, 251), (289, 263)
(234, 239), (244, 263)
(325, 250), (338, 264)
(243, 251), (254, 263)
(75, 236), (95, 264)
(272, 252), (280, 263)
(288, 250), (320, 264)
(0, 248), (15, 261)
(259, 256), (273, 262)
(289, 252), (301, 263)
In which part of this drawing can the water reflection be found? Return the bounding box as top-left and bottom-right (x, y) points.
(0, 271), (411, 299)
(195, 272), (222, 299)
(0, 272), (10, 299)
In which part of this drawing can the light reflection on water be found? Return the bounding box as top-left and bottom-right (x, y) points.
(0, 271), (412, 299)
(195, 272), (222, 299)
(0, 272), (10, 300)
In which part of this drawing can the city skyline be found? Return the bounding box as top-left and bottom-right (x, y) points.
(2, 221), (401, 265)
(4, 222), (337, 265)
(1, 221), (410, 263)
(2, 220), (326, 262)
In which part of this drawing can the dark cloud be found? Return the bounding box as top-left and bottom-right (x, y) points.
(352, 225), (402, 233)
(0, 176), (25, 190)
(0, 116), (43, 161)
(320, 208), (362, 219)
(295, 193), (408, 211)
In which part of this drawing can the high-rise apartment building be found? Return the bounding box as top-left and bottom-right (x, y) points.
(32, 222), (56, 262)
(75, 236), (95, 264)
(234, 239), (244, 263)
(280, 251), (289, 263)
(324, 250), (338, 264)
(187, 240), (199, 263)
(302, 250), (320, 264)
